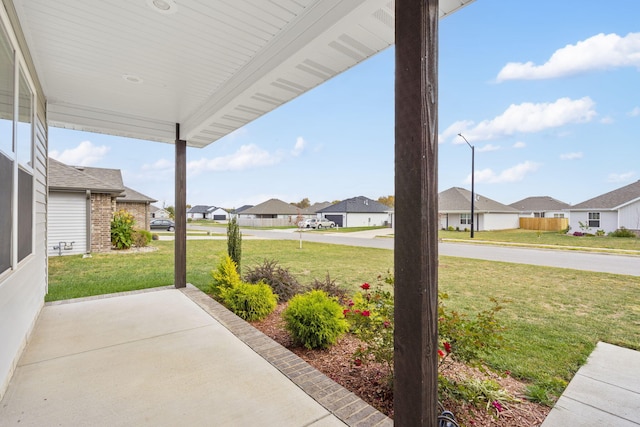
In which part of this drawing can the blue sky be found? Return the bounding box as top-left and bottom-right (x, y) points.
(49, 0), (640, 209)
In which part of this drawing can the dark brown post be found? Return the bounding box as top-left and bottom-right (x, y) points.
(175, 123), (187, 288)
(394, 0), (439, 425)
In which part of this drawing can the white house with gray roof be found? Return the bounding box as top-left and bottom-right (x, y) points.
(509, 196), (571, 219)
(568, 180), (640, 234)
(439, 187), (519, 231)
(319, 196), (392, 228)
(237, 198), (301, 227)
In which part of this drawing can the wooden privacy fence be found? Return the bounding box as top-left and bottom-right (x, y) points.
(520, 217), (568, 231)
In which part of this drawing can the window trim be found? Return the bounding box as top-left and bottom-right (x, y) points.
(460, 213), (471, 225)
(588, 212), (600, 228)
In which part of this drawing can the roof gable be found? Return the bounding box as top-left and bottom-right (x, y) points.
(241, 199), (299, 215)
(439, 187), (518, 213)
(188, 205), (211, 214)
(509, 196), (571, 212)
(117, 186), (156, 203)
(571, 180), (640, 210)
(48, 158), (123, 194)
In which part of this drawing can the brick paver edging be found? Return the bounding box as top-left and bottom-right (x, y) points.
(182, 285), (393, 427)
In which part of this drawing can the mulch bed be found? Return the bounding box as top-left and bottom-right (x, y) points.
(251, 303), (550, 426)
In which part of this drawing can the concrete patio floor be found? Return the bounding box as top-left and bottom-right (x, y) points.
(0, 286), (392, 427)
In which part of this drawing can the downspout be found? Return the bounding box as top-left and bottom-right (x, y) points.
(84, 190), (91, 258)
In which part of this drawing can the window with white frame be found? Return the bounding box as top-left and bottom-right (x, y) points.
(0, 21), (35, 276)
(553, 213), (565, 218)
(588, 212), (600, 228)
(460, 213), (471, 225)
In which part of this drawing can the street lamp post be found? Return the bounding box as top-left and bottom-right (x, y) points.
(458, 133), (474, 238)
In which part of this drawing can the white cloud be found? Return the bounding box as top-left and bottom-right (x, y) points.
(142, 158), (173, 172)
(607, 171), (636, 183)
(477, 144), (500, 152)
(628, 107), (640, 117)
(600, 116), (614, 124)
(291, 136), (307, 157)
(49, 140), (109, 166)
(496, 32), (640, 81)
(187, 144), (280, 176)
(513, 141), (526, 149)
(443, 97), (596, 143)
(466, 161), (540, 184)
(560, 152), (583, 160)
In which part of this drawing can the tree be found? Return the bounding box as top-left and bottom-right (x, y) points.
(378, 195), (395, 208)
(291, 198), (311, 209)
(165, 206), (175, 219)
(227, 217), (242, 274)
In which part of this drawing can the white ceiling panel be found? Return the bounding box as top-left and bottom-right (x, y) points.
(11, 0), (475, 147)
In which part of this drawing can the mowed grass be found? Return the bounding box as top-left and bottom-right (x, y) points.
(48, 238), (640, 400)
(439, 229), (640, 252)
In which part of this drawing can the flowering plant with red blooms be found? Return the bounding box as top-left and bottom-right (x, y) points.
(360, 282), (370, 290)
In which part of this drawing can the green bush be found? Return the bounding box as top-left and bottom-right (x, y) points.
(306, 273), (349, 304)
(132, 229), (152, 247)
(608, 227), (637, 238)
(210, 255), (241, 297)
(227, 217), (242, 273)
(111, 209), (135, 250)
(219, 281), (277, 321)
(283, 290), (348, 349)
(244, 259), (302, 301)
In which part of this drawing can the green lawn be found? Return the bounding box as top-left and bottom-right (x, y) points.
(439, 229), (640, 252)
(48, 239), (640, 402)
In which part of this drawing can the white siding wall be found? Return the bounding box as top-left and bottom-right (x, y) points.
(483, 213), (520, 231)
(600, 211), (619, 233)
(343, 213), (390, 227)
(0, 5), (47, 398)
(618, 200), (640, 231)
(570, 211), (618, 233)
(48, 191), (87, 256)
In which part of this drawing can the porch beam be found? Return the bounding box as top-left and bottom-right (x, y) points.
(394, 0), (439, 425)
(175, 123), (187, 288)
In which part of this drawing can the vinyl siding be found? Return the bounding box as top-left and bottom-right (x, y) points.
(48, 192), (87, 256)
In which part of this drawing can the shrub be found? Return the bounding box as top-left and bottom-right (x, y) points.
(210, 255), (241, 298)
(244, 259), (302, 301)
(227, 217), (242, 273)
(132, 229), (152, 247)
(283, 290), (348, 349)
(447, 226), (455, 231)
(111, 209), (135, 249)
(151, 233), (159, 241)
(219, 281), (277, 321)
(609, 227), (637, 238)
(306, 273), (349, 304)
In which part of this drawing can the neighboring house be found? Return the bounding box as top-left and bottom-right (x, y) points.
(237, 198), (300, 226)
(206, 206), (230, 221)
(229, 205), (254, 219)
(439, 187), (519, 231)
(186, 205), (210, 220)
(150, 205), (171, 219)
(319, 196), (392, 228)
(509, 196), (571, 218)
(568, 180), (640, 234)
(48, 158), (156, 256)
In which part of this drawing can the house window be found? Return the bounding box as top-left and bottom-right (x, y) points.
(553, 213), (565, 218)
(0, 21), (35, 276)
(533, 212), (545, 218)
(588, 212), (600, 228)
(460, 213), (471, 225)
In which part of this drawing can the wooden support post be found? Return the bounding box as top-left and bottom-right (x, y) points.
(175, 123), (187, 288)
(394, 0), (439, 425)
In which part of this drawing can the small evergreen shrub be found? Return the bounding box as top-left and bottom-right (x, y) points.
(132, 229), (152, 247)
(609, 227), (637, 238)
(244, 259), (302, 301)
(306, 273), (349, 304)
(227, 217), (242, 273)
(151, 233), (159, 241)
(210, 255), (241, 298)
(283, 290), (349, 349)
(219, 281), (277, 321)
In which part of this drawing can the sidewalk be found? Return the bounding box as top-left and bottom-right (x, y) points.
(0, 287), (391, 426)
(542, 342), (640, 426)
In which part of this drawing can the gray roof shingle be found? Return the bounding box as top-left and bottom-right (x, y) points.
(319, 196), (391, 214)
(117, 186), (156, 203)
(49, 158), (123, 194)
(571, 180), (640, 210)
(509, 196), (571, 212)
(241, 199), (299, 215)
(439, 187), (518, 213)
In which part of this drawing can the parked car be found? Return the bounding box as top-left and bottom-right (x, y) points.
(298, 217), (335, 229)
(150, 219), (175, 231)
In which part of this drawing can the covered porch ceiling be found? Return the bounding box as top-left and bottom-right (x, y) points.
(11, 0), (474, 148)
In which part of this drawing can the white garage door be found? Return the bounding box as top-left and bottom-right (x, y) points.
(48, 192), (87, 256)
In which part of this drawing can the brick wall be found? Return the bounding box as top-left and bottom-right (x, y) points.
(91, 193), (116, 253)
(117, 202), (150, 231)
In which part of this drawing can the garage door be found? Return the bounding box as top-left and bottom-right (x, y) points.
(325, 214), (343, 227)
(48, 192), (86, 256)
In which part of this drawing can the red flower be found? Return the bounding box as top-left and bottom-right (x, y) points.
(361, 310), (370, 317)
(383, 320), (391, 328)
(360, 283), (370, 290)
(492, 400), (504, 413)
(343, 309), (350, 316)
(348, 300), (354, 307)
(443, 342), (452, 353)
(354, 359), (362, 367)
(437, 349), (445, 358)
